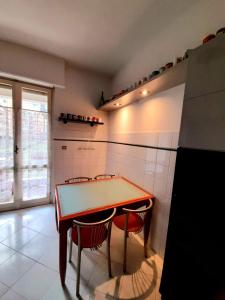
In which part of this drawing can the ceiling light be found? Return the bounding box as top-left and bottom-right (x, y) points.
(114, 103), (122, 106)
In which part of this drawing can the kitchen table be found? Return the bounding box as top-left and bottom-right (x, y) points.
(55, 176), (154, 285)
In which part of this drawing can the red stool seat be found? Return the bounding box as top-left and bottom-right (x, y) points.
(113, 213), (144, 233)
(72, 225), (107, 249)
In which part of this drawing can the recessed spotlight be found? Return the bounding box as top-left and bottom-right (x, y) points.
(140, 90), (149, 96)
(114, 103), (122, 106)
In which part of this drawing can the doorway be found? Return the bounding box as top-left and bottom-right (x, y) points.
(0, 79), (51, 211)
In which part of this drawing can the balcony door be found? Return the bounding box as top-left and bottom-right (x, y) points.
(0, 79), (51, 211)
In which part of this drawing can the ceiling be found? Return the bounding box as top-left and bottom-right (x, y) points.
(0, 0), (196, 76)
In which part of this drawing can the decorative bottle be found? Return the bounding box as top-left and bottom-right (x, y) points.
(100, 91), (105, 105)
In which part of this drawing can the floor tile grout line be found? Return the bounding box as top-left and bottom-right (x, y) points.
(9, 261), (51, 290)
(1, 224), (59, 254)
(0, 243), (16, 267)
(8, 257), (62, 299)
(2, 229), (76, 281)
(0, 250), (36, 278)
(0, 223), (41, 245)
(15, 249), (78, 283)
(0, 227), (22, 244)
(15, 250), (41, 264)
(0, 279), (10, 291)
(0, 232), (40, 253)
(0, 255), (34, 300)
(8, 287), (29, 300)
(0, 204), (163, 299)
(0, 285), (10, 300)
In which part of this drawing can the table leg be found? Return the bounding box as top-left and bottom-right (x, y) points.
(59, 229), (67, 286)
(144, 209), (152, 258)
(55, 205), (58, 232)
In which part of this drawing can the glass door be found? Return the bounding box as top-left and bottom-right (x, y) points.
(0, 83), (14, 208)
(19, 87), (51, 206)
(0, 80), (51, 211)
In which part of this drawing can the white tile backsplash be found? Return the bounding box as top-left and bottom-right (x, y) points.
(53, 129), (178, 258)
(106, 136), (177, 258)
(144, 161), (156, 175)
(158, 132), (173, 148)
(146, 148), (157, 162)
(53, 140), (107, 186)
(156, 149), (171, 167)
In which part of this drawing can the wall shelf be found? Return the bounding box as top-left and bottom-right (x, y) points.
(98, 58), (188, 111)
(58, 117), (104, 127)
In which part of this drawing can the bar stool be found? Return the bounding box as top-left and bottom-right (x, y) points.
(113, 199), (153, 273)
(69, 208), (116, 298)
(65, 177), (92, 183)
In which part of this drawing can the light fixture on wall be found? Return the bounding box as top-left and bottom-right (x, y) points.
(140, 90), (149, 96)
(113, 103), (122, 107)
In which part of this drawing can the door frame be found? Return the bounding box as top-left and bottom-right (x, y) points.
(0, 78), (52, 212)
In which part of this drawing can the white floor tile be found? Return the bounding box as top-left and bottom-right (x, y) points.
(0, 205), (163, 300)
(12, 263), (58, 300)
(0, 217), (11, 228)
(87, 249), (122, 292)
(38, 239), (78, 281)
(19, 233), (57, 261)
(41, 278), (76, 300)
(0, 252), (35, 286)
(41, 276), (89, 300)
(0, 212), (20, 227)
(0, 244), (15, 265)
(0, 222), (20, 243)
(39, 226), (59, 239)
(0, 282), (8, 298)
(0, 290), (26, 300)
(1, 227), (38, 251)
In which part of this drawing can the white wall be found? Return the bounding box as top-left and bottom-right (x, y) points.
(108, 85), (184, 139)
(53, 64), (110, 141)
(106, 84), (185, 257)
(0, 40), (65, 87)
(0, 40), (111, 191)
(112, 0), (225, 93)
(0, 39), (112, 199)
(52, 64), (111, 187)
(108, 0), (225, 258)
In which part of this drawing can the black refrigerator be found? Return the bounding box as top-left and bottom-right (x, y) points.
(160, 36), (225, 300)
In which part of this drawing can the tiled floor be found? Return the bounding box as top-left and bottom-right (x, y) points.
(0, 205), (162, 300)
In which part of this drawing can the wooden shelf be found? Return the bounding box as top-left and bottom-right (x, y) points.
(58, 117), (104, 127)
(98, 59), (188, 111)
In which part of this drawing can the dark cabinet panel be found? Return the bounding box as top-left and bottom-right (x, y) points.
(160, 148), (225, 300)
(185, 36), (225, 99)
(179, 90), (225, 151)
